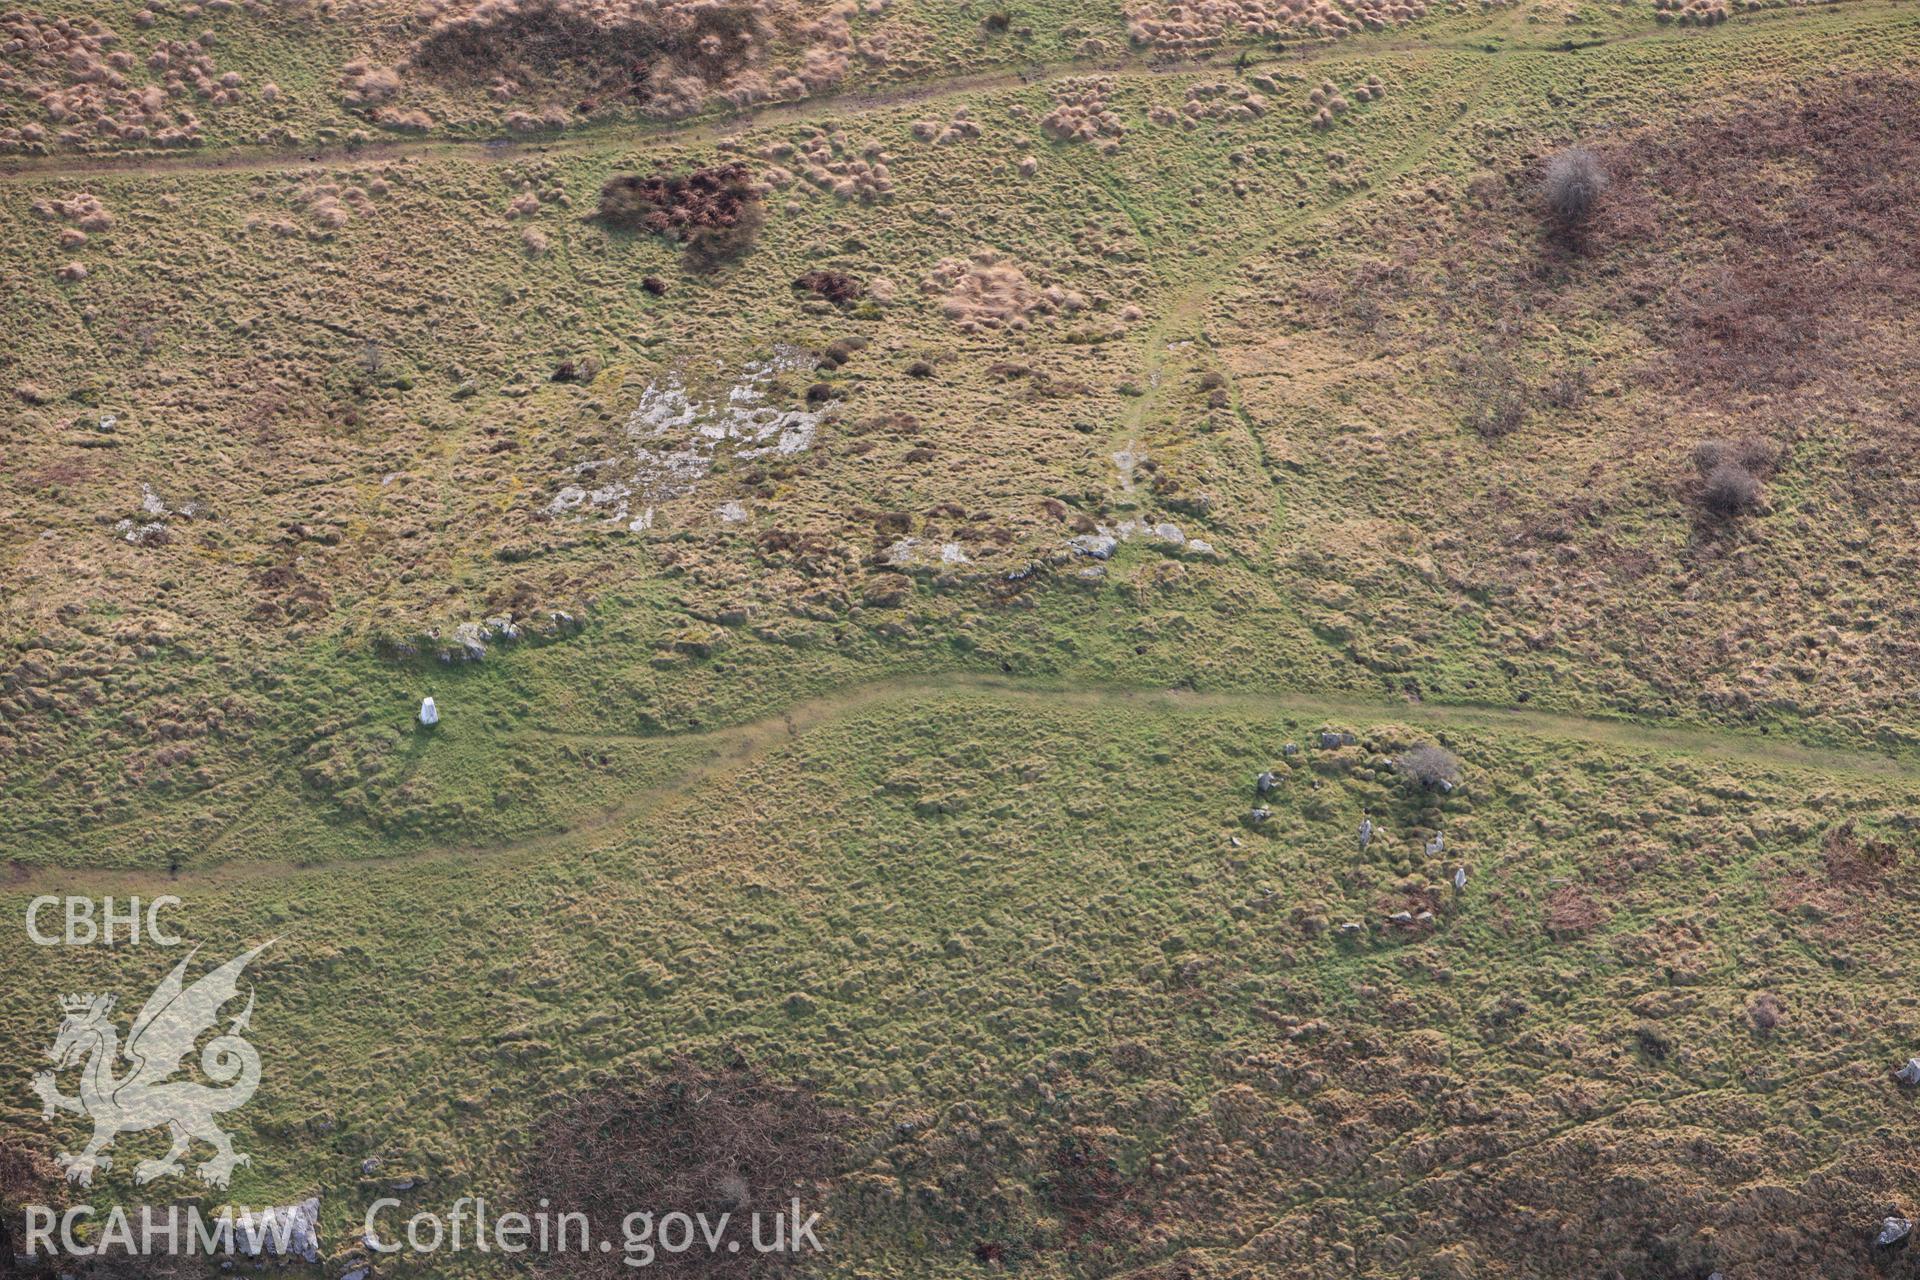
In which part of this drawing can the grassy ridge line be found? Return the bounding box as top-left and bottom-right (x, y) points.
(12, 671), (1920, 890)
(0, 0), (1891, 186)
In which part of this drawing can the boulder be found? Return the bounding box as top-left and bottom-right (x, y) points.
(448, 620), (488, 661)
(1877, 1216), (1912, 1248)
(232, 1197), (322, 1264)
(418, 696), (438, 726)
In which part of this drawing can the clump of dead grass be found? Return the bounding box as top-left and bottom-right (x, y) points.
(0, 12), (243, 151)
(760, 129), (894, 203)
(1126, 0), (1425, 48)
(921, 251), (1088, 333)
(910, 108), (982, 144)
(395, 0), (852, 123)
(1041, 79), (1124, 149)
(1692, 435), (1775, 518)
(1177, 80), (1269, 127)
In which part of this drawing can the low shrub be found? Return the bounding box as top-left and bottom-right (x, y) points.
(593, 164), (764, 270)
(1456, 351), (1529, 439)
(1701, 461), (1761, 516)
(1543, 147), (1608, 231)
(1693, 436), (1774, 517)
(1398, 744), (1462, 791)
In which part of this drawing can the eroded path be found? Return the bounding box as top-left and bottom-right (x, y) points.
(13, 671), (1919, 890)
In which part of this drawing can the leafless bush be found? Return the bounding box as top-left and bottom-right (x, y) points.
(1700, 462), (1761, 517)
(1543, 147), (1608, 230)
(1456, 351), (1529, 439)
(792, 269), (862, 306)
(682, 201), (764, 271)
(1541, 365), (1590, 410)
(1692, 435), (1776, 476)
(1693, 436), (1773, 517)
(1398, 744), (1462, 791)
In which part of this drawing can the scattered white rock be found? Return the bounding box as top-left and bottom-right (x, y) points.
(1063, 517), (1219, 563)
(545, 349), (829, 533)
(430, 615), (527, 663)
(114, 518), (169, 545)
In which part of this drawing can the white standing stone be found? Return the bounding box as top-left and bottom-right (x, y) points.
(419, 696), (438, 726)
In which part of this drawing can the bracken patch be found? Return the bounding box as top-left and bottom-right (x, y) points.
(520, 1058), (845, 1277)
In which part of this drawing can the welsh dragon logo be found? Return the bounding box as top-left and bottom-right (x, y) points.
(30, 943), (271, 1189)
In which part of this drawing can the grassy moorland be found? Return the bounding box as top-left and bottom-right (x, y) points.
(7, 687), (1920, 1277)
(3, 0), (1919, 1275)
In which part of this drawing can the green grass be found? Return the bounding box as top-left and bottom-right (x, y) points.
(6, 687), (1918, 1274)
(7, 5), (1912, 867)
(5, 3), (1920, 1275)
